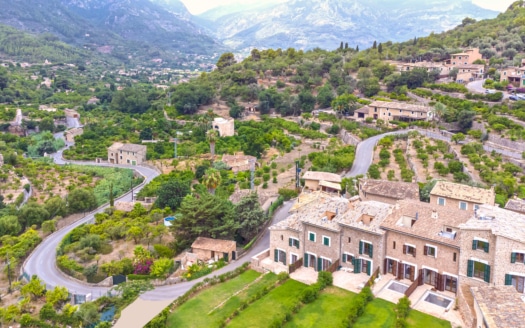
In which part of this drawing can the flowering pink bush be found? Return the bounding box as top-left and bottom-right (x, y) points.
(133, 259), (153, 275)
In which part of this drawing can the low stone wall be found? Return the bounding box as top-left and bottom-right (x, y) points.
(250, 248), (270, 273)
(340, 129), (360, 146)
(457, 284), (476, 328)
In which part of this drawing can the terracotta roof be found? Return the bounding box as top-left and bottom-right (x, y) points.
(191, 237), (236, 253)
(337, 201), (393, 235)
(380, 199), (471, 247)
(108, 142), (124, 151)
(119, 143), (147, 153)
(360, 179), (419, 201)
(222, 154), (256, 172)
(319, 180), (342, 191)
(471, 286), (525, 328)
(355, 106), (370, 114)
(504, 198), (525, 214)
(368, 100), (431, 113)
(302, 171), (342, 183)
(459, 204), (525, 243)
(430, 181), (494, 205)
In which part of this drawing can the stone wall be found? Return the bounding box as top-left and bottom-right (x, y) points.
(270, 228), (302, 267)
(340, 129), (360, 146)
(303, 225), (341, 266)
(340, 227), (385, 274)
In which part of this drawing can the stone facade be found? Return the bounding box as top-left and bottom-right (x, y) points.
(213, 117), (234, 137)
(64, 127), (83, 143)
(340, 227), (385, 275)
(302, 224), (341, 271)
(269, 228), (302, 268)
(107, 142), (147, 165)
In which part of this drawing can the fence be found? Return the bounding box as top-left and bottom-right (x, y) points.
(289, 258), (303, 274)
(365, 266), (381, 288)
(326, 259), (340, 274)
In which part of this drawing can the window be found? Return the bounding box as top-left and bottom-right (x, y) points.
(308, 232), (316, 242)
(506, 274), (525, 293)
(467, 259), (490, 282)
(342, 253), (354, 263)
(348, 237), (351, 243)
(453, 252), (457, 262)
(322, 236), (331, 247)
(403, 244), (416, 257)
(437, 197), (445, 206)
(444, 275), (457, 293)
(290, 253), (298, 264)
(424, 245), (437, 257)
(511, 252), (525, 264)
(274, 249), (286, 265)
(359, 241), (373, 257)
(474, 204), (480, 211)
(361, 259), (371, 275)
(459, 202), (467, 210)
(472, 239), (489, 253)
(393, 241), (396, 249)
(288, 238), (299, 249)
(126, 159), (130, 163)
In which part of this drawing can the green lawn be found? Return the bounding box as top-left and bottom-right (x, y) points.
(353, 298), (451, 328)
(227, 279), (308, 328)
(167, 270), (278, 328)
(285, 286), (357, 328)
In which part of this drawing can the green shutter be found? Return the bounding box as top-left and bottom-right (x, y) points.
(297, 240), (300, 249)
(317, 257), (322, 272)
(304, 253), (309, 267)
(283, 252), (286, 266)
(511, 252), (517, 264)
(366, 261), (371, 276)
(359, 241), (363, 254)
(289, 238), (292, 247)
(354, 259), (361, 273)
(369, 244), (374, 258)
(484, 242), (489, 253)
(472, 240), (477, 250)
(274, 249), (278, 262)
(309, 233), (314, 242)
(505, 274), (512, 286)
(323, 237), (329, 246)
(484, 264), (491, 283)
(467, 260), (474, 277)
(342, 254), (347, 263)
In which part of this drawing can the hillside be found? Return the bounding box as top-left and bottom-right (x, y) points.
(197, 0), (498, 52)
(0, 0), (222, 65)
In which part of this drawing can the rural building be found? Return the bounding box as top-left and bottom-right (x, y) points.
(447, 48), (482, 66)
(504, 198), (525, 214)
(213, 117), (234, 137)
(381, 200), (470, 289)
(499, 60), (525, 87)
(430, 180), (495, 212)
(458, 205), (525, 292)
(470, 286), (525, 328)
(454, 64), (485, 83)
(191, 237), (237, 262)
(302, 171), (342, 193)
(64, 127), (83, 143)
(362, 101), (433, 122)
(107, 142), (147, 165)
(359, 179), (419, 204)
(221, 153), (257, 173)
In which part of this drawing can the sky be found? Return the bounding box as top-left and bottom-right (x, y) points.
(181, 0), (514, 15)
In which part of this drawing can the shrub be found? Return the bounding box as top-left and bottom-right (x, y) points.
(301, 285), (319, 303)
(278, 188), (298, 200)
(368, 164), (381, 179)
(317, 271), (333, 289)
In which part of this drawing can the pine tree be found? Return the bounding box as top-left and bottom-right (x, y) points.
(356, 45), (359, 52)
(378, 43), (383, 54)
(340, 41), (343, 50)
(345, 42), (348, 49)
(373, 41), (377, 49)
(413, 37), (417, 45)
(109, 183), (114, 207)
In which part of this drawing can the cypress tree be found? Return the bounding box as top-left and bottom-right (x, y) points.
(378, 43), (383, 54)
(373, 41), (377, 49)
(356, 45), (359, 52)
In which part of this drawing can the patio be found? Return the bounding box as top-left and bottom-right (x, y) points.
(410, 285), (464, 327)
(290, 266), (318, 285)
(259, 257), (288, 274)
(332, 270), (375, 293)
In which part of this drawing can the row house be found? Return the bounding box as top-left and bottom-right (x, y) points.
(359, 179), (419, 205)
(360, 100), (433, 122)
(447, 48), (482, 66)
(458, 205), (525, 295)
(380, 200), (471, 292)
(430, 180), (495, 213)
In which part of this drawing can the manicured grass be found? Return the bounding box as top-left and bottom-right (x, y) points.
(285, 286), (357, 328)
(167, 270), (276, 328)
(353, 298), (451, 328)
(227, 279), (308, 328)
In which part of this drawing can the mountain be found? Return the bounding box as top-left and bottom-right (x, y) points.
(0, 0), (222, 64)
(197, 0), (499, 52)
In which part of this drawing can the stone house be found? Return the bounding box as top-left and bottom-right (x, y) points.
(221, 153), (257, 173)
(107, 142), (147, 165)
(504, 198), (525, 214)
(458, 205), (525, 294)
(380, 200), (471, 291)
(338, 200), (393, 276)
(430, 180), (495, 213)
(302, 171), (342, 193)
(64, 127), (83, 143)
(358, 179), (419, 205)
(454, 64), (485, 83)
(470, 286), (525, 328)
(191, 237), (237, 262)
(363, 101), (433, 122)
(213, 117), (234, 137)
(448, 48), (482, 66)
(499, 60), (525, 87)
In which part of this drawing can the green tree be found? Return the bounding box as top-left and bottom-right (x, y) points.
(75, 302), (100, 327)
(67, 188), (97, 214)
(45, 286), (69, 309)
(111, 280), (154, 302)
(155, 179), (191, 210)
(110, 87), (150, 114)
(235, 192), (266, 242)
(21, 275), (46, 301)
(316, 83), (335, 108)
(44, 196), (66, 219)
(0, 215), (21, 236)
(206, 129), (219, 158)
(202, 168), (222, 194)
(451, 133), (466, 144)
(150, 258), (174, 279)
(457, 110), (476, 132)
(432, 102), (448, 123)
(38, 117), (55, 132)
(217, 52), (236, 70)
(18, 203), (50, 229)
(331, 93), (359, 116)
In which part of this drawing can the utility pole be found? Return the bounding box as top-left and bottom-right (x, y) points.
(295, 160), (301, 189)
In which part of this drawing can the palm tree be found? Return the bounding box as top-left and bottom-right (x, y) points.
(432, 102), (448, 123)
(207, 129), (219, 158)
(202, 168), (221, 194)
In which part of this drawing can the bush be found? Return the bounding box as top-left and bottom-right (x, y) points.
(368, 164), (381, 179)
(278, 188), (298, 200)
(127, 274), (153, 280)
(317, 271), (333, 289)
(301, 284), (320, 304)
